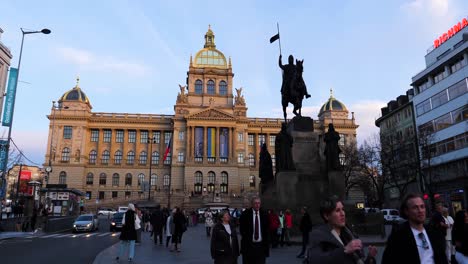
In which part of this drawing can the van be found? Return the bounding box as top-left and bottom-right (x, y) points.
(118, 206), (128, 213)
(381, 209), (402, 223)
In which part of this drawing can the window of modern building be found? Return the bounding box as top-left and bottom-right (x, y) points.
(249, 175), (255, 187)
(418, 80), (430, 94)
(99, 191), (105, 200)
(140, 130), (149, 143)
(238, 132), (244, 143)
(195, 79), (203, 94)
(112, 191), (118, 198)
(99, 173), (107, 185)
(59, 171), (66, 184)
(452, 105), (468, 123)
(448, 79), (468, 100)
(114, 150), (122, 164)
(128, 130), (136, 143)
(178, 131), (185, 141)
(434, 113), (452, 131)
(450, 56), (467, 74)
(207, 171), (215, 193)
(153, 131), (161, 144)
(163, 175), (170, 189)
(139, 151), (147, 165)
(178, 152), (184, 162)
(269, 135), (276, 147)
(150, 174), (157, 187)
(61, 147), (70, 162)
(238, 153), (244, 164)
(101, 150), (110, 164)
(248, 153), (255, 167)
(63, 126), (72, 139)
(163, 153), (171, 165)
(138, 173), (145, 186)
(127, 151), (135, 165)
(86, 172), (94, 185)
(103, 129), (112, 143)
(248, 134), (254, 146)
(89, 150), (97, 164)
(207, 80), (215, 94)
(431, 90), (449, 109)
(152, 151), (160, 165)
(116, 130), (124, 143)
(112, 173), (120, 186)
(125, 173), (132, 186)
(194, 171), (203, 194)
(433, 69), (446, 84)
(258, 134), (266, 145)
(219, 81), (227, 95)
(416, 99), (432, 116)
(91, 129), (99, 142)
(220, 171), (228, 194)
(164, 132), (172, 145)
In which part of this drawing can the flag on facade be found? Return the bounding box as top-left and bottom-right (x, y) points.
(163, 135), (172, 162)
(270, 33), (280, 43)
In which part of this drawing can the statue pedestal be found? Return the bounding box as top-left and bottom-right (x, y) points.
(328, 170), (345, 200)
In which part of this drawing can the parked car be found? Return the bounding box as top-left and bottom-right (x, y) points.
(381, 209), (403, 223)
(97, 208), (116, 216)
(363, 207), (381, 214)
(118, 206), (128, 213)
(73, 214), (99, 232)
(110, 212), (125, 232)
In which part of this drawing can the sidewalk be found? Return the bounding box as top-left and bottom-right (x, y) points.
(0, 231), (37, 240)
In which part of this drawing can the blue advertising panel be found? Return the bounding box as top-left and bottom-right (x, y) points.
(0, 140), (9, 199)
(194, 127), (204, 157)
(219, 128), (229, 158)
(2, 68), (18, 127)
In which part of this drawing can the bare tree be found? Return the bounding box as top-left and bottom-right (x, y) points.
(417, 129), (439, 209)
(340, 142), (361, 199)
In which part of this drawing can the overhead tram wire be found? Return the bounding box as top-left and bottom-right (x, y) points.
(10, 138), (41, 166)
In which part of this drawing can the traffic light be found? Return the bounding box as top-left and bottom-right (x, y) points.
(423, 193), (429, 200)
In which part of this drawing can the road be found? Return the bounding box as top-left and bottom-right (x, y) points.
(0, 215), (119, 264)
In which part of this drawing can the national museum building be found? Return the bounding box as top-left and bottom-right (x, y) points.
(44, 27), (358, 208)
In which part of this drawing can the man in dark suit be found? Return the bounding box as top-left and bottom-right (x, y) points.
(239, 196), (270, 264)
(150, 205), (164, 245)
(382, 193), (448, 264)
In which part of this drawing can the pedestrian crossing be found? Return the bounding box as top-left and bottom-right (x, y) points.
(31, 232), (120, 239)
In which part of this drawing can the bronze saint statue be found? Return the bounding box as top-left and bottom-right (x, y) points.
(259, 143), (274, 194)
(324, 123), (342, 170)
(275, 123), (295, 173)
(279, 54), (311, 122)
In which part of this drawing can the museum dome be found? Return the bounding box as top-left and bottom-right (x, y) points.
(59, 77), (91, 105)
(319, 89), (348, 115)
(193, 25), (228, 69)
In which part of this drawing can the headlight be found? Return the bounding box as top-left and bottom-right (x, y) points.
(73, 224), (76, 228)
(111, 222), (116, 226)
(87, 223), (92, 227)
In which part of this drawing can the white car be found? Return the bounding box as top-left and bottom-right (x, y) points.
(73, 214), (99, 232)
(97, 208), (116, 216)
(118, 206), (128, 213)
(381, 209), (402, 223)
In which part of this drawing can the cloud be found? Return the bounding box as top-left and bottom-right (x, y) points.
(57, 46), (151, 76)
(401, 0), (449, 17)
(349, 100), (387, 144)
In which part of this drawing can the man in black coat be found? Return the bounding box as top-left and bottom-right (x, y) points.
(239, 196), (270, 264)
(297, 206), (312, 258)
(382, 193), (448, 264)
(150, 205), (164, 245)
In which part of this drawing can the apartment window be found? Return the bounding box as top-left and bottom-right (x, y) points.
(91, 129), (99, 142)
(125, 173), (132, 186)
(101, 150), (110, 164)
(163, 175), (170, 188)
(238, 132), (244, 143)
(207, 80), (215, 94)
(194, 171), (203, 194)
(139, 151), (147, 165)
(431, 90), (448, 109)
(152, 151), (160, 165)
(128, 130), (136, 143)
(178, 131), (185, 141)
(448, 79), (468, 100)
(116, 130), (124, 143)
(248, 153), (255, 167)
(238, 153), (244, 164)
(433, 69), (445, 84)
(138, 173), (145, 186)
(219, 81), (227, 95)
(220, 172), (228, 194)
(127, 151), (135, 165)
(164, 132), (172, 144)
(269, 135), (276, 147)
(258, 134), (266, 145)
(112, 191), (118, 198)
(61, 147), (70, 162)
(89, 150), (97, 164)
(114, 150), (122, 164)
(103, 129), (112, 142)
(86, 172), (94, 185)
(207, 172), (215, 193)
(63, 126), (72, 139)
(59, 171), (67, 184)
(112, 173), (120, 186)
(178, 152), (184, 162)
(249, 175), (256, 187)
(140, 130), (149, 143)
(99, 173), (107, 185)
(163, 153), (171, 165)
(248, 134), (254, 146)
(195, 80), (203, 94)
(416, 99), (432, 116)
(99, 191), (105, 200)
(152, 131), (161, 144)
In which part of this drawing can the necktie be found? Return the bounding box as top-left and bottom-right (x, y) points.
(418, 232), (429, 250)
(254, 211), (259, 240)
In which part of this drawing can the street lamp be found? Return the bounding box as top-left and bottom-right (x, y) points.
(147, 136), (156, 201)
(45, 101), (68, 185)
(0, 28), (50, 200)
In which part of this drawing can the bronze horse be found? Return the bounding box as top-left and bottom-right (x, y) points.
(282, 59), (307, 123)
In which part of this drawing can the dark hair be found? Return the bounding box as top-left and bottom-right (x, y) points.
(319, 195), (342, 222)
(399, 193), (423, 219)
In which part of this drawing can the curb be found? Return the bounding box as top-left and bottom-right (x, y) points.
(92, 241), (120, 264)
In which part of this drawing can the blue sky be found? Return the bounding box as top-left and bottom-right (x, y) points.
(1, 0), (467, 166)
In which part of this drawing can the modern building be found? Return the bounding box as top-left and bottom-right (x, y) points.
(44, 27), (358, 209)
(375, 91), (420, 208)
(0, 27), (13, 119)
(410, 17), (468, 212)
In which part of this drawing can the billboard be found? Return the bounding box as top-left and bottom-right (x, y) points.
(219, 128), (229, 158)
(19, 170), (32, 195)
(2, 68), (18, 127)
(207, 127), (215, 157)
(195, 127), (204, 157)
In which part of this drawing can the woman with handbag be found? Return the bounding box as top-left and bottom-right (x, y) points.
(210, 210), (239, 264)
(116, 203), (137, 262)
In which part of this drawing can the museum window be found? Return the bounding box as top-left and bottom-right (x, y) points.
(99, 191), (105, 200)
(207, 80), (215, 94)
(151, 174), (157, 188)
(112, 173), (120, 186)
(140, 130), (149, 143)
(178, 152), (184, 162)
(164, 153), (171, 165)
(249, 175), (256, 187)
(89, 150), (97, 164)
(339, 134), (346, 147)
(112, 191), (118, 198)
(127, 151), (135, 165)
(114, 150), (122, 164)
(91, 129), (99, 142)
(219, 81), (227, 95)
(194, 171), (203, 194)
(178, 131), (185, 141)
(163, 175), (170, 189)
(269, 135), (276, 147)
(86, 191), (92, 200)
(125, 191), (131, 199)
(152, 131), (161, 144)
(103, 129), (112, 143)
(99, 173), (107, 185)
(152, 151), (160, 165)
(164, 132), (172, 145)
(220, 171), (228, 194)
(271, 154), (276, 167)
(59, 171), (66, 184)
(139, 151), (147, 165)
(101, 150), (110, 164)
(61, 147), (70, 162)
(125, 173), (132, 186)
(138, 173), (145, 186)
(116, 130), (124, 143)
(195, 79), (203, 94)
(238, 132), (244, 143)
(63, 126), (72, 139)
(248, 134), (254, 146)
(238, 153), (244, 164)
(86, 172), (94, 185)
(128, 130), (136, 143)
(207, 171), (215, 193)
(248, 153), (255, 167)
(258, 134), (266, 145)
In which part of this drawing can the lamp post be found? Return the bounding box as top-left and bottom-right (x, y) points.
(0, 28), (50, 200)
(45, 101), (68, 185)
(147, 136), (156, 201)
